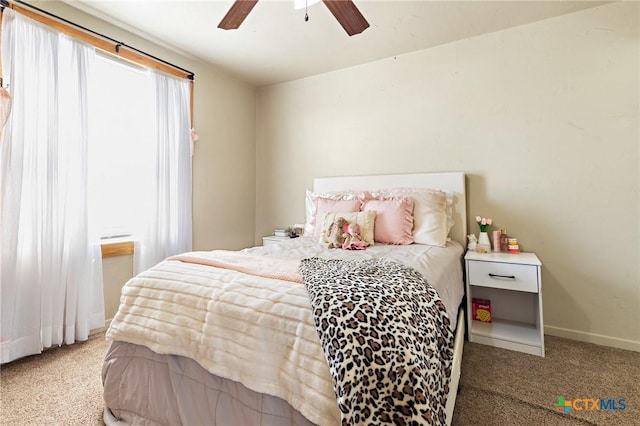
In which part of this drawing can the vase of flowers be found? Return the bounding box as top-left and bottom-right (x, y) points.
(475, 216), (492, 253)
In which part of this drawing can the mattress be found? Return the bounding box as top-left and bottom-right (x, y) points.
(103, 238), (464, 425)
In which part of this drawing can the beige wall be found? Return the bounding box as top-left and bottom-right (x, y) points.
(256, 3), (639, 351)
(35, 2), (257, 321)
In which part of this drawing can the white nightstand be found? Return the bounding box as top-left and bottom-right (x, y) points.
(465, 251), (544, 357)
(262, 235), (291, 247)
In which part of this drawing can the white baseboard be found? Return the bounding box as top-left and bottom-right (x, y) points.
(545, 325), (640, 353)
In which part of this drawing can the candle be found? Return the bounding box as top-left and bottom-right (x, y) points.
(493, 230), (502, 252)
(508, 238), (519, 254)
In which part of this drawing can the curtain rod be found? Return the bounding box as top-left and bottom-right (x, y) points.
(1, 0), (194, 80)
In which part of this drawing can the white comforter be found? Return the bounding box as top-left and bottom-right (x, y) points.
(106, 238), (463, 426)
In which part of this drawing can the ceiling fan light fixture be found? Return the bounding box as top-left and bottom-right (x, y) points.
(218, 0), (369, 36)
(293, 0), (321, 10)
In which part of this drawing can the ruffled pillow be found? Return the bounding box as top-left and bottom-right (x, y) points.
(368, 188), (451, 247)
(362, 197), (414, 245)
(312, 198), (361, 238)
(304, 190), (362, 237)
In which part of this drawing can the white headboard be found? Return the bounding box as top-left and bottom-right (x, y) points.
(313, 172), (467, 247)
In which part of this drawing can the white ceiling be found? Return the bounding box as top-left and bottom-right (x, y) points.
(64, 0), (609, 87)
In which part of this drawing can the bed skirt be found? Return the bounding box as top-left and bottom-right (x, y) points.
(102, 340), (319, 426)
(103, 309), (464, 426)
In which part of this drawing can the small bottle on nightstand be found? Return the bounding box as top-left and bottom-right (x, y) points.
(500, 229), (509, 252)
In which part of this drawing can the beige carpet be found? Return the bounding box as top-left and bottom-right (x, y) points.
(0, 333), (638, 425)
(0, 333), (110, 426)
(452, 337), (639, 425)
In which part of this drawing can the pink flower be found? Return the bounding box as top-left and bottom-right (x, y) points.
(476, 216), (493, 232)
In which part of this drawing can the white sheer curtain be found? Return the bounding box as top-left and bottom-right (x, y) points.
(134, 70), (192, 274)
(0, 9), (104, 363)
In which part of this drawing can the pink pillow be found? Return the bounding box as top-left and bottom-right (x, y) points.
(304, 190), (362, 236)
(369, 188), (450, 246)
(362, 198), (414, 245)
(313, 198), (361, 238)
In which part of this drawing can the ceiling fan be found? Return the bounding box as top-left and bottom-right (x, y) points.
(218, 0), (370, 36)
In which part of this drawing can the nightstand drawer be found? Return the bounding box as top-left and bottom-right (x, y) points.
(262, 236), (290, 247)
(468, 260), (538, 293)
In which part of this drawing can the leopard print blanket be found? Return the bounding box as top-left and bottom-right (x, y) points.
(300, 258), (454, 426)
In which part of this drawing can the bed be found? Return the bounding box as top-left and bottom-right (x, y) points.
(102, 172), (467, 426)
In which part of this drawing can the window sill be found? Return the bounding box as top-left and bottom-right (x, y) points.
(101, 238), (134, 258)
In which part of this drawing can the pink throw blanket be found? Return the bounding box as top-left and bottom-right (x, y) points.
(167, 251), (303, 283)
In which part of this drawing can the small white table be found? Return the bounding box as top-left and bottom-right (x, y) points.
(465, 251), (545, 357)
(262, 235), (291, 247)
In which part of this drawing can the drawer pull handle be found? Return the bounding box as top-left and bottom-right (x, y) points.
(488, 273), (516, 279)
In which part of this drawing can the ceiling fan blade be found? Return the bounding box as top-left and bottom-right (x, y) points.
(218, 0), (259, 30)
(322, 0), (369, 36)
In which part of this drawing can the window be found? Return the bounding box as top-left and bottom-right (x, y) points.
(88, 53), (154, 240)
(2, 4), (194, 263)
